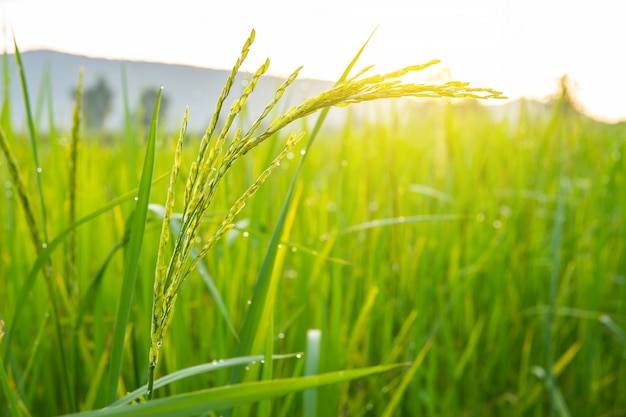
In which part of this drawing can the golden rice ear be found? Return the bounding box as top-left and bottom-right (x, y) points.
(146, 27), (505, 400)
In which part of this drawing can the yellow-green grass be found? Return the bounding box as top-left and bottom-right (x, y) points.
(1, 38), (625, 417)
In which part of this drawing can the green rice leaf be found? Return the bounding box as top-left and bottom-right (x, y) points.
(112, 354), (300, 407)
(230, 26), (378, 385)
(105, 87), (162, 404)
(62, 364), (402, 417)
(14, 39), (48, 243)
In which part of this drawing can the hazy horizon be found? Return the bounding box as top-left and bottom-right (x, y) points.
(1, 0), (623, 122)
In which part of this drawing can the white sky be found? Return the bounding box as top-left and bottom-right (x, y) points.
(1, 0), (624, 122)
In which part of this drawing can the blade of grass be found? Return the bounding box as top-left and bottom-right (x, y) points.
(105, 87), (162, 405)
(230, 25), (378, 383)
(112, 354), (299, 407)
(67, 68), (83, 409)
(63, 364), (403, 417)
(253, 321), (275, 417)
(340, 214), (463, 234)
(1, 51), (13, 134)
(381, 337), (434, 417)
(543, 175), (568, 416)
(13, 39), (48, 243)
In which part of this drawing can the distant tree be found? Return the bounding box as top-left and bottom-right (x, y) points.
(73, 76), (113, 130)
(139, 88), (169, 129)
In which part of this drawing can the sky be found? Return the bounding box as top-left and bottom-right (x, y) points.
(0, 0), (624, 122)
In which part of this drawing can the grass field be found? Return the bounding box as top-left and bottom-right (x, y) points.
(1, 37), (625, 417)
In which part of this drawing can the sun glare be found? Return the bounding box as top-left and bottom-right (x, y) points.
(0, 0), (624, 121)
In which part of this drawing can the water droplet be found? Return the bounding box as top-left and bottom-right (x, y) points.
(212, 360), (218, 365)
(291, 247), (297, 252)
(296, 353), (302, 359)
(398, 216), (405, 223)
(492, 220), (502, 229)
(146, 389), (151, 396)
(276, 161), (280, 166)
(278, 332), (285, 339)
(36, 167), (42, 173)
(476, 213), (485, 222)
(340, 160), (348, 167)
(243, 231), (249, 238)
(260, 359), (265, 364)
(366, 403), (374, 411)
(300, 149), (306, 155)
(134, 196), (139, 201)
(286, 152), (294, 160)
(42, 243), (48, 249)
(277, 243), (283, 249)
(247, 300), (252, 305)
(245, 366), (250, 371)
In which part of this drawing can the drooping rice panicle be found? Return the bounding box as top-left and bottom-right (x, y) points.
(146, 29), (506, 400)
(150, 107), (189, 380)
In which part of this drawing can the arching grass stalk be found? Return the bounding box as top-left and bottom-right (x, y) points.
(146, 28), (505, 399)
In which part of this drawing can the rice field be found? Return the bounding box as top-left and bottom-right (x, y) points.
(1, 36), (625, 417)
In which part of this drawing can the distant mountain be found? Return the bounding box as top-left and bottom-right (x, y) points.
(0, 50), (336, 132)
(0, 50), (602, 135)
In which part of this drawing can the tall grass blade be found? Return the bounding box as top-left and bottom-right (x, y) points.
(112, 354), (300, 407)
(1, 51), (12, 134)
(67, 67), (83, 302)
(105, 87), (163, 404)
(231, 26), (378, 382)
(543, 174), (568, 416)
(381, 338), (434, 417)
(63, 364), (402, 417)
(13, 39), (48, 243)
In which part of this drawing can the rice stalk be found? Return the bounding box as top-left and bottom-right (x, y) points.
(146, 28), (506, 400)
(67, 67), (83, 302)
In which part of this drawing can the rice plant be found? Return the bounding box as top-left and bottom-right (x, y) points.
(2, 26), (624, 417)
